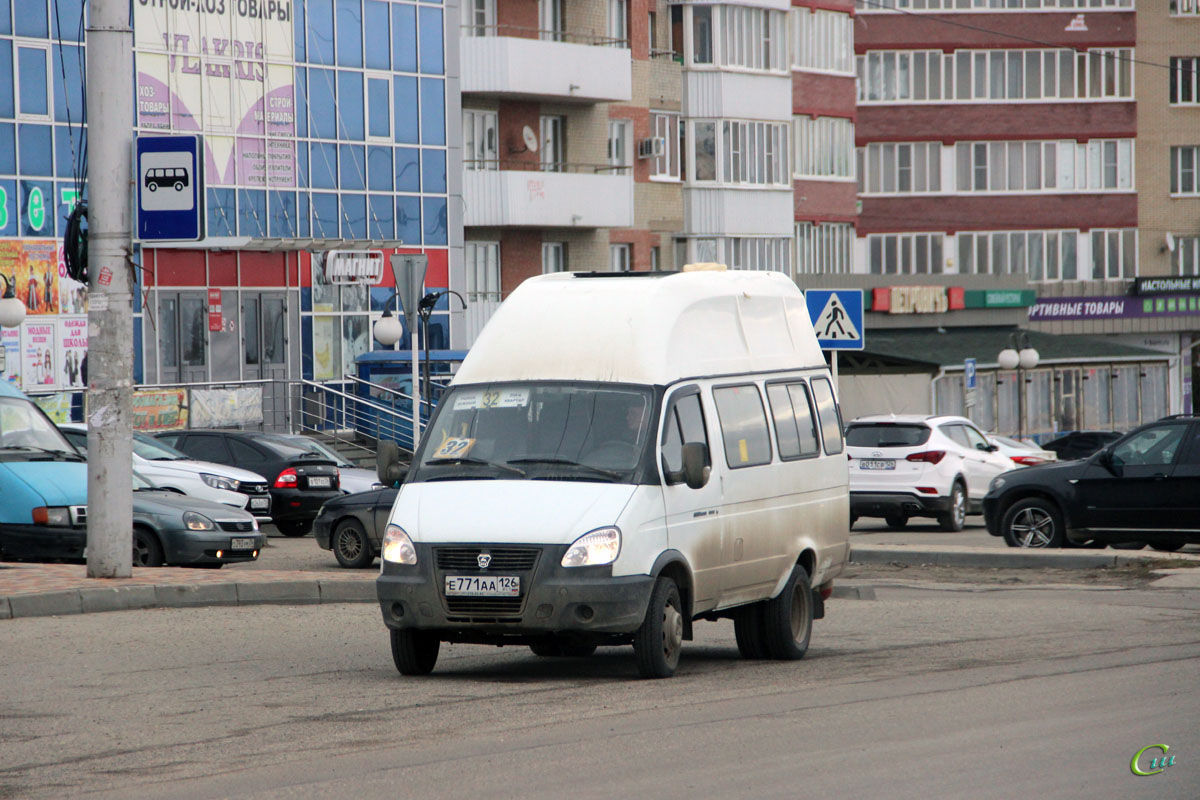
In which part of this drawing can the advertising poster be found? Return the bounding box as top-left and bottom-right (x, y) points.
(21, 321), (56, 390)
(33, 393), (74, 424)
(312, 315), (336, 380)
(59, 273), (88, 315)
(0, 327), (19, 386)
(58, 317), (88, 390)
(134, 0), (296, 190)
(132, 388), (188, 431)
(0, 240), (59, 315)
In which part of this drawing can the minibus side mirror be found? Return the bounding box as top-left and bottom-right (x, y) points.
(681, 442), (711, 490)
(377, 440), (408, 487)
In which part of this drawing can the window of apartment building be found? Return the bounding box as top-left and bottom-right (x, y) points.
(650, 246), (661, 270)
(608, 120), (632, 172)
(464, 242), (502, 344)
(1170, 146), (1200, 195)
(690, 120), (789, 185)
(650, 112), (681, 180)
(542, 241), (567, 273)
(791, 9), (853, 75)
(794, 117), (854, 180)
(1175, 236), (1200, 275)
(859, 0), (1132, 9)
(1171, 0), (1200, 15)
(539, 0), (565, 41)
(648, 11), (659, 54)
(718, 6), (787, 72)
(954, 139), (1133, 192)
(611, 243), (632, 272)
(857, 48), (1133, 103)
(463, 110), (498, 170)
(608, 0), (628, 46)
(692, 5), (714, 64)
(957, 230), (1078, 282)
(859, 142), (941, 193)
(1170, 57), (1200, 105)
(540, 115), (565, 172)
(723, 237), (792, 275)
(693, 121), (717, 181)
(868, 233), (945, 275)
(795, 223), (853, 275)
(462, 0), (495, 36)
(1090, 229), (1137, 280)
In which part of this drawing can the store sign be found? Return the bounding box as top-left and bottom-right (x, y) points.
(869, 286), (1034, 314)
(1029, 295), (1200, 321)
(324, 250), (385, 285)
(1134, 277), (1200, 295)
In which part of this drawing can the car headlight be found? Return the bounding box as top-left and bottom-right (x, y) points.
(561, 527), (621, 568)
(381, 524), (417, 565)
(32, 506), (71, 526)
(183, 511), (216, 531)
(201, 473), (240, 492)
(989, 476), (1007, 493)
(251, 518), (260, 531)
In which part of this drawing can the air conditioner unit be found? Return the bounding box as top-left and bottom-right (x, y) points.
(637, 137), (666, 159)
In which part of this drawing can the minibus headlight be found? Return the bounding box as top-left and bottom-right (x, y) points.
(561, 527), (621, 568)
(382, 524), (417, 565)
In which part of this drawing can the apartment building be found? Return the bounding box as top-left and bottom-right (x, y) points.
(844, 0), (1176, 437)
(458, 0), (684, 343)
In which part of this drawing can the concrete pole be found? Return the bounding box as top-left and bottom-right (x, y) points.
(85, 0), (134, 578)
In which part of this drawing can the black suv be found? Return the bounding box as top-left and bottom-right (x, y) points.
(983, 417), (1199, 552)
(155, 430), (341, 537)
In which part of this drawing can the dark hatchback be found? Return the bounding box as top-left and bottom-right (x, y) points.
(313, 486), (398, 568)
(983, 416), (1200, 551)
(155, 430), (341, 537)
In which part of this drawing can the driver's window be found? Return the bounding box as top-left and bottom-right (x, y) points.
(660, 391), (707, 478)
(963, 426), (991, 451)
(1111, 425), (1186, 467)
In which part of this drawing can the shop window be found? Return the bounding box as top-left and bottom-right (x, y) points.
(18, 124), (52, 176)
(420, 78), (445, 145)
(308, 0), (336, 66)
(365, 1), (391, 71)
(422, 150), (446, 193)
(337, 0), (363, 68)
(367, 75), (392, 141)
(311, 142), (337, 189)
(419, 7), (445, 74)
(339, 144), (366, 191)
(15, 0), (48, 37)
(341, 193), (367, 239)
(268, 191), (297, 238)
(312, 193), (340, 237)
(423, 196), (447, 245)
(368, 146), (392, 191)
(393, 4), (417, 72)
(395, 147), (420, 191)
(0, 42), (12, 118)
(368, 194), (394, 239)
(17, 45), (50, 119)
(53, 45), (84, 123)
(238, 189), (267, 238)
(309, 69), (337, 140)
(396, 195), (420, 243)
(338, 72), (364, 140)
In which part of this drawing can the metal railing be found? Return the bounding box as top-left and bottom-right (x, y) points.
(464, 159), (632, 174)
(291, 378), (422, 456)
(461, 23), (628, 47)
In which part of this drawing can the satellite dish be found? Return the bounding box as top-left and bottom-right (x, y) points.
(522, 125), (539, 153)
(1166, 232), (1177, 253)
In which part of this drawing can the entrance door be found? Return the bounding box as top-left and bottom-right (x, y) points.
(241, 292), (288, 428)
(158, 291), (208, 384)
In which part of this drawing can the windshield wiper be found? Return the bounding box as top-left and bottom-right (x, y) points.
(423, 456), (526, 477)
(506, 457), (622, 480)
(0, 445), (85, 460)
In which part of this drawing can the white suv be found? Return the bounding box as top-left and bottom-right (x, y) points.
(846, 415), (1016, 531)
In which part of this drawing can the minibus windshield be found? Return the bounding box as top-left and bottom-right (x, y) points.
(0, 397), (82, 460)
(410, 383), (655, 483)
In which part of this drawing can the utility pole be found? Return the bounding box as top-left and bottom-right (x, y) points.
(85, 0), (134, 578)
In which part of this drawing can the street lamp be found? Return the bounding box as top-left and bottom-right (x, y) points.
(416, 290), (467, 402)
(998, 331), (1039, 440)
(0, 274), (26, 328)
(373, 306), (404, 347)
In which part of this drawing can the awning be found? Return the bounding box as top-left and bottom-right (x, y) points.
(837, 327), (1172, 373)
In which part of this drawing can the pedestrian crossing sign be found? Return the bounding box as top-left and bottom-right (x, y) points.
(805, 289), (864, 350)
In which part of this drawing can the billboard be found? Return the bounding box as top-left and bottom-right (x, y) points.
(134, 1), (297, 191)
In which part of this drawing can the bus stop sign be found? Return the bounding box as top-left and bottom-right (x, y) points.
(135, 135), (205, 242)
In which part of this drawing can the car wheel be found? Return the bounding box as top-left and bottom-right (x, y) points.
(632, 576), (683, 679)
(884, 514), (908, 530)
(1001, 498), (1065, 548)
(132, 527), (165, 567)
(761, 564), (813, 661)
(389, 629), (440, 675)
(1110, 541), (1146, 551)
(277, 521), (311, 538)
(937, 482), (967, 532)
(1148, 542), (1183, 553)
(733, 603), (769, 660)
(332, 519), (374, 568)
(530, 642), (598, 658)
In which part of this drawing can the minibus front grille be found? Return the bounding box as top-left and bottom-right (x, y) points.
(444, 597), (524, 616)
(435, 547), (539, 571)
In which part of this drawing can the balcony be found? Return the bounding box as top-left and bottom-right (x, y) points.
(464, 165), (633, 228)
(461, 29), (632, 103)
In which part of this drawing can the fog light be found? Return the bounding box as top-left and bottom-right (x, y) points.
(576, 605), (595, 622)
(252, 550), (259, 558)
(391, 602), (405, 620)
(215, 550), (223, 558)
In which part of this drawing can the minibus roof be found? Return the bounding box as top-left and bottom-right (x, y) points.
(453, 270), (826, 386)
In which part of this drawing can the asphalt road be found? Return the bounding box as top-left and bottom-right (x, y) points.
(2, 578), (1198, 798)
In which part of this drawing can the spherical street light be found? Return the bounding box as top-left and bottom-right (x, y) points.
(997, 348), (1020, 371)
(0, 274), (26, 328)
(1018, 347), (1040, 371)
(373, 313), (403, 347)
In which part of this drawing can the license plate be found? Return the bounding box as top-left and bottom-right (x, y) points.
(444, 575), (520, 597)
(230, 538), (255, 550)
(249, 497), (270, 510)
(859, 459), (896, 470)
(308, 476), (332, 488)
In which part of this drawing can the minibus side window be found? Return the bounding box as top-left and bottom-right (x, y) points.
(713, 384), (772, 469)
(810, 377), (844, 455)
(661, 392), (708, 480)
(766, 382), (820, 460)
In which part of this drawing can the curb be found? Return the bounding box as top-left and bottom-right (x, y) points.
(2, 579), (377, 621)
(849, 546), (1174, 570)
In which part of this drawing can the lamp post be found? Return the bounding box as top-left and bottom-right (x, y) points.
(416, 290), (467, 404)
(0, 274), (26, 329)
(998, 332), (1040, 440)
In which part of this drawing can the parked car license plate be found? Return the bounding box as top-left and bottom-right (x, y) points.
(249, 497), (269, 510)
(859, 459), (896, 470)
(230, 538), (256, 550)
(308, 476), (332, 488)
(444, 575), (520, 597)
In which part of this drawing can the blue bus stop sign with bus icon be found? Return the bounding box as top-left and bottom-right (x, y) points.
(135, 135), (205, 242)
(806, 289), (864, 350)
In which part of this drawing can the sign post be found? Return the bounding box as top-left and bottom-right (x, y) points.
(964, 357), (977, 413)
(390, 254), (428, 449)
(805, 289), (865, 392)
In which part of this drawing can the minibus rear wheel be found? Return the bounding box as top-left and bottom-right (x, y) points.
(761, 564), (812, 661)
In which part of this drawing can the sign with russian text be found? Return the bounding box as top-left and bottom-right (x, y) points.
(132, 388), (188, 431)
(324, 251), (386, 285)
(1030, 295), (1200, 322)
